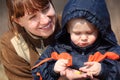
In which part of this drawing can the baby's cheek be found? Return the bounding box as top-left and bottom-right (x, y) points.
(72, 39), (79, 45)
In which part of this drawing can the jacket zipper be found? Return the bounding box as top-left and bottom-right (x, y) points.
(81, 48), (86, 55)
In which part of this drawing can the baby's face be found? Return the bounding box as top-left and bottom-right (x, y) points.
(67, 18), (98, 48)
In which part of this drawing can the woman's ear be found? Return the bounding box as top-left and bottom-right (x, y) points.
(12, 16), (19, 24)
(12, 16), (24, 27)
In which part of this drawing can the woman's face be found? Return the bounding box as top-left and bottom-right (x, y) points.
(68, 18), (98, 48)
(14, 3), (56, 38)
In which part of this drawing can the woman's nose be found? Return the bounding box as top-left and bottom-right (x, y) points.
(39, 13), (50, 24)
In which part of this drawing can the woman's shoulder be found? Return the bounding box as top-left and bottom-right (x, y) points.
(0, 30), (31, 62)
(0, 30), (15, 39)
(0, 30), (15, 44)
(0, 30), (17, 55)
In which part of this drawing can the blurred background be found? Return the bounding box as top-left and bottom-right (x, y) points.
(0, 0), (120, 80)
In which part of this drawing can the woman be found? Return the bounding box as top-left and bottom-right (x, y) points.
(0, 0), (60, 80)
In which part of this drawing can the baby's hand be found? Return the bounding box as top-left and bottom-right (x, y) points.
(63, 68), (88, 80)
(80, 62), (101, 77)
(54, 59), (68, 73)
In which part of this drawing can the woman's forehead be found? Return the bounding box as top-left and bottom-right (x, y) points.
(14, 0), (50, 18)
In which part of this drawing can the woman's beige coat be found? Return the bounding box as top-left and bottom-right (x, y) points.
(0, 27), (57, 80)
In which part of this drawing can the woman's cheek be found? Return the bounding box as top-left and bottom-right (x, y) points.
(29, 21), (38, 29)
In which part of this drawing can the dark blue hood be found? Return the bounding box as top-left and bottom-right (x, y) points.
(56, 0), (117, 45)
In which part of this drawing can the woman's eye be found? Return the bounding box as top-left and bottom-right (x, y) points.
(29, 15), (36, 20)
(42, 4), (50, 13)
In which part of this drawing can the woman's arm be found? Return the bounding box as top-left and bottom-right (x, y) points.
(0, 32), (33, 80)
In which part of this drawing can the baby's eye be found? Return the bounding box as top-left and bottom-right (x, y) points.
(75, 32), (81, 35)
(86, 32), (93, 34)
